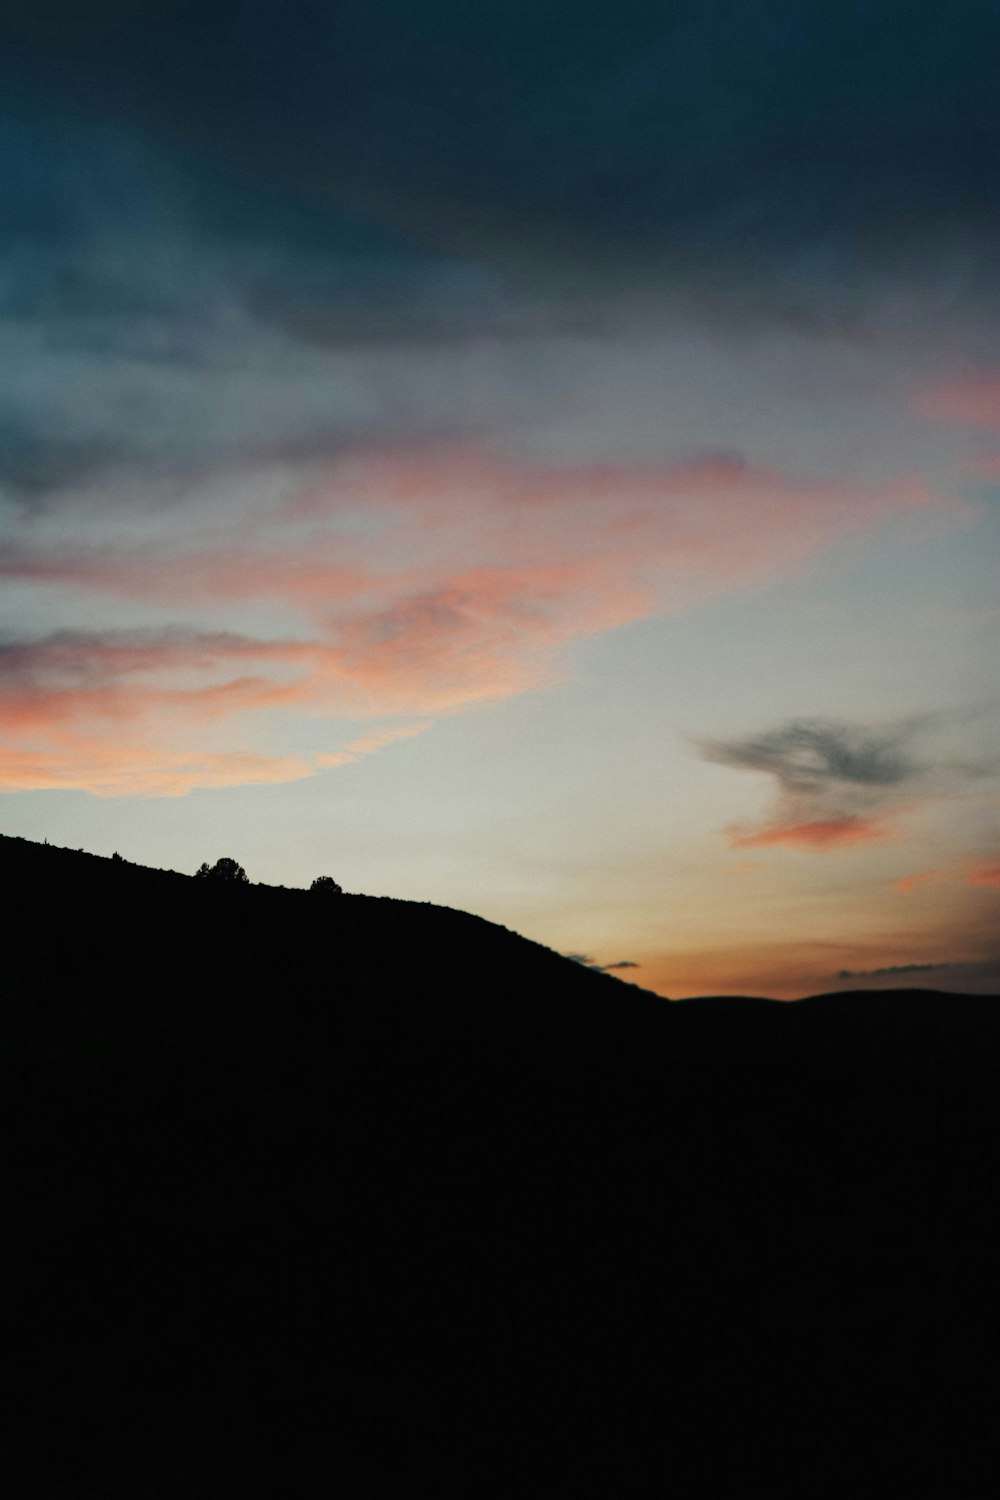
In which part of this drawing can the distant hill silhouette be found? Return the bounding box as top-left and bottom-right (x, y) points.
(1, 833), (997, 1495)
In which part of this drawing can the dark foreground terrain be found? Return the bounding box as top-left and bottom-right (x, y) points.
(2, 834), (997, 1494)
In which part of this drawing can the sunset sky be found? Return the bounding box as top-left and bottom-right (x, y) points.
(1, 2), (998, 996)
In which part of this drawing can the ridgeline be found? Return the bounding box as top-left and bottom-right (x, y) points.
(2, 834), (996, 1495)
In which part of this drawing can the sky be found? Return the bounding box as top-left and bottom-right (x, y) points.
(1, 0), (998, 997)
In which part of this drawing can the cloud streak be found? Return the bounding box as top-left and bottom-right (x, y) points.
(729, 815), (894, 851)
(564, 954), (639, 973)
(702, 719), (918, 796)
(837, 962), (957, 980)
(894, 858), (1000, 894)
(0, 451), (961, 795)
(917, 373), (1000, 430)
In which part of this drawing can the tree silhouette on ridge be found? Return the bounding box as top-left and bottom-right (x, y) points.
(195, 857), (249, 884)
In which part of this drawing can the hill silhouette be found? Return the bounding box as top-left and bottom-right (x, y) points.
(1, 833), (997, 1495)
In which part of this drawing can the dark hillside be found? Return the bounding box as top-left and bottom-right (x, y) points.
(1, 835), (997, 1494)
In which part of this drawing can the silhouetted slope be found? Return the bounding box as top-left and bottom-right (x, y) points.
(1, 834), (997, 1495)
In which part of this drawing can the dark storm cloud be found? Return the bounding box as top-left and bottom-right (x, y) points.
(4, 1), (999, 289)
(4, 3), (1000, 515)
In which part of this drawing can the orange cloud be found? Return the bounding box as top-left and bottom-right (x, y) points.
(315, 720), (433, 768)
(894, 868), (945, 894)
(0, 740), (313, 799)
(891, 859), (1000, 895)
(729, 815), (893, 850)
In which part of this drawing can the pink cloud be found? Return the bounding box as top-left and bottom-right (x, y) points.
(0, 446), (965, 796)
(959, 453), (1000, 479)
(917, 374), (1000, 429)
(0, 740), (313, 799)
(0, 450), (955, 614)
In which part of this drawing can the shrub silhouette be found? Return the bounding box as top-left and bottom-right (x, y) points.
(310, 875), (343, 894)
(196, 857), (249, 884)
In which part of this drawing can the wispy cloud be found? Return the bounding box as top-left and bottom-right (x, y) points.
(2, 451), (957, 796)
(894, 857), (1000, 893)
(837, 961), (958, 979)
(833, 959), (1000, 997)
(917, 373), (1000, 429)
(700, 714), (996, 853)
(700, 718), (919, 795)
(0, 742), (314, 799)
(701, 717), (921, 851)
(564, 954), (639, 973)
(730, 815), (894, 851)
(893, 867), (946, 894)
(315, 721), (433, 769)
